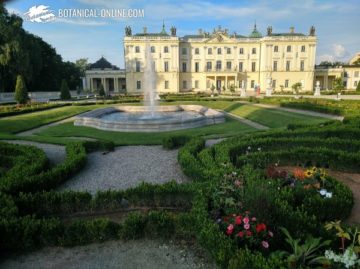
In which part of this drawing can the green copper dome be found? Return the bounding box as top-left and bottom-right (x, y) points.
(249, 23), (262, 38)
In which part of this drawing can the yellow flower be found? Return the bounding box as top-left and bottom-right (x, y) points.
(304, 170), (313, 178)
(312, 166), (317, 172)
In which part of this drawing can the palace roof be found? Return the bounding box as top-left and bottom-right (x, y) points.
(89, 57), (119, 70)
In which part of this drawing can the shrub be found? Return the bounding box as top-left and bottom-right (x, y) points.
(120, 212), (146, 240)
(162, 135), (191, 149)
(60, 79), (71, 100)
(146, 210), (175, 238)
(14, 75), (28, 105)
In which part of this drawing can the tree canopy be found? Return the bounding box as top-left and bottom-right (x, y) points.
(0, 5), (81, 92)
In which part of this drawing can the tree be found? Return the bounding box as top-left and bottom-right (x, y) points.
(75, 58), (89, 76)
(99, 83), (105, 98)
(14, 74), (28, 104)
(332, 77), (344, 93)
(357, 82), (360, 91)
(60, 79), (71, 100)
(291, 82), (302, 94)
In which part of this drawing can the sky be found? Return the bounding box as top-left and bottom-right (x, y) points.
(4, 0), (360, 68)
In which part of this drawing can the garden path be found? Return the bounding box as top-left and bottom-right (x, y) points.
(0, 239), (215, 269)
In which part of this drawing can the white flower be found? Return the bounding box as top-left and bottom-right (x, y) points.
(258, 147), (261, 151)
(319, 189), (327, 196)
(325, 192), (333, 198)
(247, 146), (251, 150)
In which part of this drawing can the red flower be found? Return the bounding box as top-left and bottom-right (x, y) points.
(246, 231), (252, 237)
(237, 231), (244, 237)
(223, 217), (229, 223)
(235, 216), (242, 225)
(226, 224), (234, 235)
(256, 223), (266, 233)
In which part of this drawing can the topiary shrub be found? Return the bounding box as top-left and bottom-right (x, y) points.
(14, 75), (28, 105)
(120, 212), (146, 240)
(60, 79), (71, 100)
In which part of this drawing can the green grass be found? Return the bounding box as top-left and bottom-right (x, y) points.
(0, 105), (100, 134)
(34, 116), (257, 145)
(224, 103), (331, 128)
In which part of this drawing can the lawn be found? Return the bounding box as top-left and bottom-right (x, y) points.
(224, 103), (331, 128)
(0, 105), (99, 134)
(34, 116), (257, 145)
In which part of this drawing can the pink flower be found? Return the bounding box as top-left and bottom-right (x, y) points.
(235, 216), (242, 225)
(246, 231), (252, 237)
(243, 217), (249, 224)
(251, 217), (257, 222)
(234, 180), (241, 187)
(262, 241), (269, 249)
(244, 223), (250, 230)
(268, 231), (274, 237)
(226, 224), (234, 235)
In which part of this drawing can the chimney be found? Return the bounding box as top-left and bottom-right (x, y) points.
(290, 27), (295, 33)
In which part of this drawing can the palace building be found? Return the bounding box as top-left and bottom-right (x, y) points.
(84, 24), (360, 94)
(123, 23), (318, 94)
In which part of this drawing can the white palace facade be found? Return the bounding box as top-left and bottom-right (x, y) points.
(124, 24), (317, 94)
(83, 24), (360, 94)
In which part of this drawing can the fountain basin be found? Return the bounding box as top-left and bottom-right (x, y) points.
(74, 105), (225, 132)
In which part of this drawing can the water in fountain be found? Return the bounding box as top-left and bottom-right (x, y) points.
(143, 43), (158, 117)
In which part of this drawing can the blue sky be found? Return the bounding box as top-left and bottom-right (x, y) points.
(5, 0), (360, 68)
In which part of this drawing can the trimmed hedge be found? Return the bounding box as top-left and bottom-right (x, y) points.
(162, 134), (191, 149)
(0, 103), (68, 118)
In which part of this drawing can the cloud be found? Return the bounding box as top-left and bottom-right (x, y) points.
(332, 44), (347, 58)
(54, 17), (108, 26)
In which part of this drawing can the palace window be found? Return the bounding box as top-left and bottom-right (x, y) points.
(226, 61), (232, 70)
(216, 60), (222, 71)
(135, 46), (140, 53)
(195, 62), (200, 72)
(251, 80), (255, 88)
(251, 62), (256, 72)
(286, 61), (290, 71)
(182, 48), (187, 55)
(273, 61), (278, 71)
(182, 80), (187, 89)
(217, 48), (222, 55)
(239, 48), (244, 54)
(150, 46), (155, 53)
(227, 48), (231, 54)
(300, 60), (305, 71)
(239, 62), (243, 72)
(195, 48), (200, 55)
(136, 61), (141, 72)
(152, 61), (156, 71)
(164, 61), (169, 72)
(252, 48), (256, 54)
(287, 45), (291, 52)
(354, 81), (358, 87)
(206, 61), (212, 71)
(208, 48), (213, 55)
(195, 80), (199, 88)
(355, 71), (359, 77)
(301, 45), (306, 52)
(274, 46), (278, 52)
(285, 79), (289, 88)
(182, 62), (187, 72)
(136, 80), (141, 90)
(272, 80), (276, 88)
(164, 46), (169, 53)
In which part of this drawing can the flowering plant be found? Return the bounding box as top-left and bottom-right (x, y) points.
(220, 211), (273, 250)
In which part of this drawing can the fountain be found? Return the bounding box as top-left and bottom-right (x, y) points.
(74, 43), (225, 132)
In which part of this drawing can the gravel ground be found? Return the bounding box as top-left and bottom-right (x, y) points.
(58, 146), (189, 194)
(0, 240), (216, 269)
(3, 140), (66, 165)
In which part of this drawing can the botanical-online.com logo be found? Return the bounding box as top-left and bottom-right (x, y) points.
(23, 5), (56, 23)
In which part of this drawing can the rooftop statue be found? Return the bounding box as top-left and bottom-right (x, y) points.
(125, 26), (132, 36)
(310, 26), (316, 36)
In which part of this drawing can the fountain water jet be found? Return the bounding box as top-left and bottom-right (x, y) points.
(143, 43), (158, 117)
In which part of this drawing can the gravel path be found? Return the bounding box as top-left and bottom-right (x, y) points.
(0, 240), (215, 269)
(3, 140), (66, 165)
(58, 146), (189, 194)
